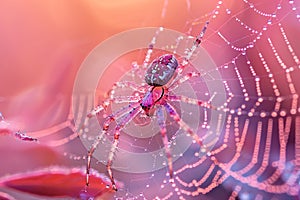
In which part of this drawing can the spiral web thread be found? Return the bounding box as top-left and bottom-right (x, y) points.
(24, 0), (300, 199)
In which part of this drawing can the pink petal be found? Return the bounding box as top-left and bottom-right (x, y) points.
(0, 166), (120, 199)
(0, 191), (16, 200)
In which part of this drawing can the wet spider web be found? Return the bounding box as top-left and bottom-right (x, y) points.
(17, 0), (300, 199)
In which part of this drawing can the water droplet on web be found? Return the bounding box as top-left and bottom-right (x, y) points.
(277, 4), (281, 10)
(267, 20), (272, 25)
(263, 26), (267, 31)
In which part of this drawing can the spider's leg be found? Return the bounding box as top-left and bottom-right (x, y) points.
(168, 71), (201, 91)
(106, 106), (142, 191)
(86, 130), (106, 187)
(164, 102), (208, 153)
(82, 79), (145, 133)
(176, 21), (209, 75)
(166, 95), (221, 111)
(81, 94), (141, 137)
(85, 103), (139, 187)
(156, 106), (173, 180)
(141, 27), (164, 70)
(108, 81), (143, 98)
(111, 96), (140, 104)
(88, 80), (142, 119)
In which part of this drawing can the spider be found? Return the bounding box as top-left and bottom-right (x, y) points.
(84, 22), (216, 191)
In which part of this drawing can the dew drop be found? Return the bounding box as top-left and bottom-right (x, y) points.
(277, 4), (281, 10)
(267, 20), (272, 25)
(263, 26), (267, 31)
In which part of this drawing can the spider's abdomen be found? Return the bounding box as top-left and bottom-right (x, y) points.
(145, 54), (178, 86)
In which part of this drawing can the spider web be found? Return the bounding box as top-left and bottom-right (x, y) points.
(6, 0), (299, 199)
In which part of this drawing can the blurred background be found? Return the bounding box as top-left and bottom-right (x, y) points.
(0, 0), (299, 199)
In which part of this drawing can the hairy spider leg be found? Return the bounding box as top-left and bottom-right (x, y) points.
(85, 83), (139, 118)
(109, 96), (141, 104)
(168, 71), (201, 91)
(142, 27), (165, 70)
(164, 103), (209, 153)
(106, 106), (142, 191)
(85, 103), (140, 187)
(107, 81), (144, 98)
(86, 102), (108, 119)
(164, 102), (220, 166)
(84, 76), (148, 188)
(82, 96), (139, 135)
(86, 130), (106, 187)
(156, 106), (173, 180)
(167, 94), (231, 114)
(167, 95), (219, 111)
(176, 21), (209, 75)
(82, 80), (143, 133)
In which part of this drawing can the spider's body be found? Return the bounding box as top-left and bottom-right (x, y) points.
(140, 87), (164, 116)
(145, 54), (178, 86)
(141, 54), (178, 116)
(84, 22), (212, 191)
